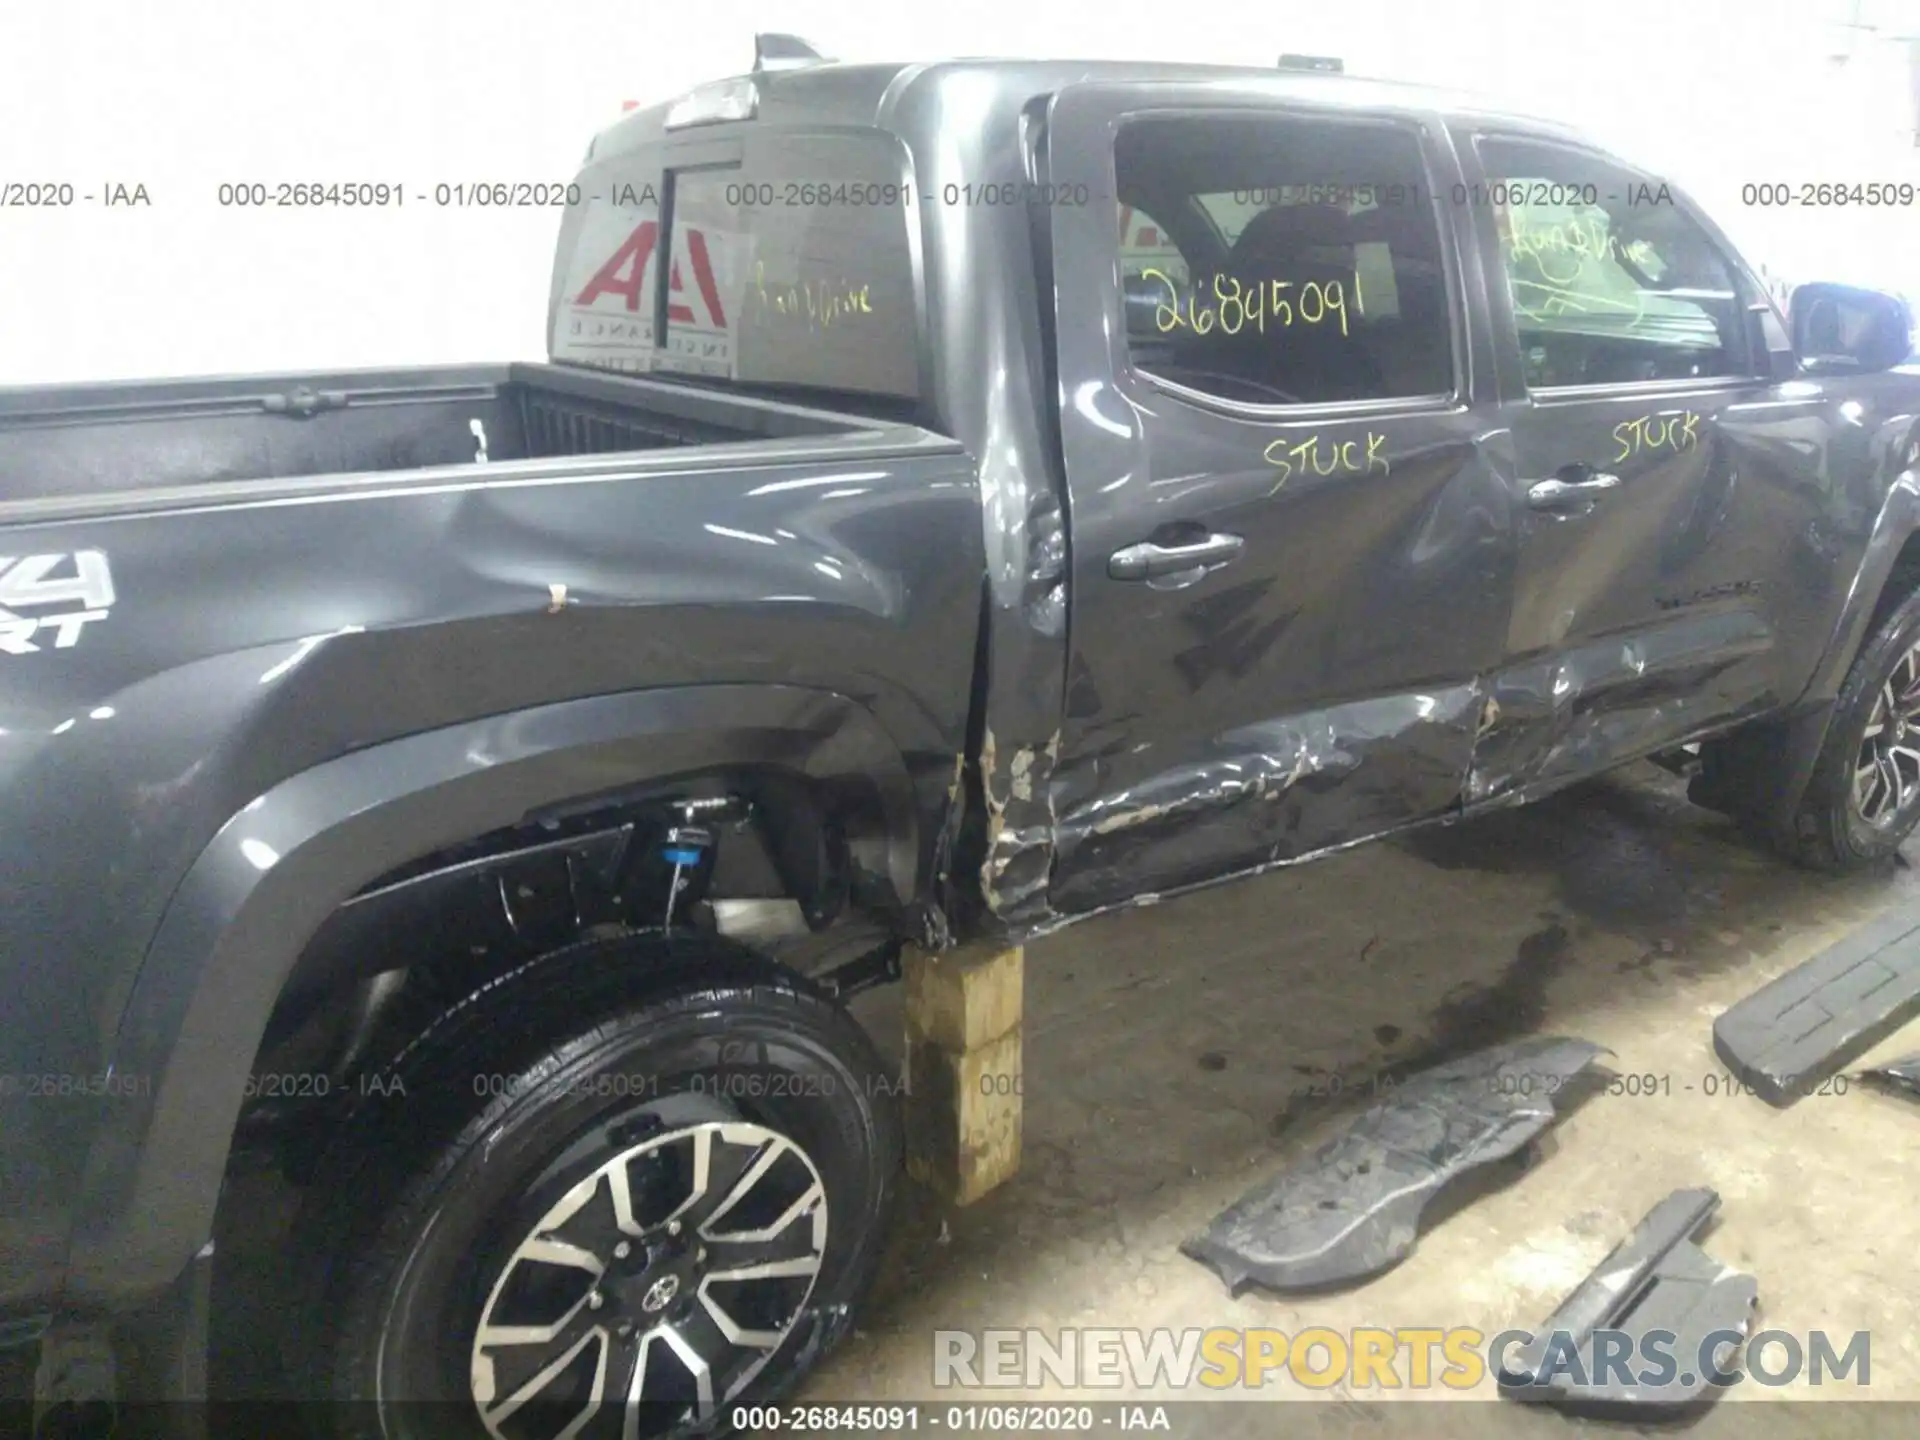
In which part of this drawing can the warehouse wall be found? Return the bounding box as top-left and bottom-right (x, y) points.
(1, 0), (1916, 384)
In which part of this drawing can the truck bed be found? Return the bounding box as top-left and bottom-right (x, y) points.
(0, 362), (886, 504)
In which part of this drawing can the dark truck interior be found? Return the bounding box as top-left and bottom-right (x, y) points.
(0, 361), (878, 503)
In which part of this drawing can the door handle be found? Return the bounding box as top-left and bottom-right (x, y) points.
(1526, 470), (1622, 510)
(1108, 532), (1245, 581)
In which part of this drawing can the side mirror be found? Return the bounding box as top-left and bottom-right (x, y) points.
(1790, 282), (1914, 375)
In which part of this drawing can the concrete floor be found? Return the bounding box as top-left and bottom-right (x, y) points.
(811, 762), (1920, 1436)
(12, 762), (1912, 1437)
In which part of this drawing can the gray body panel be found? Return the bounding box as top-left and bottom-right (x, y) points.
(0, 366), (981, 1308)
(4, 56), (1920, 1328)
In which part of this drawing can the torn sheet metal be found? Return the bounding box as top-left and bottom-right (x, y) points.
(1858, 1052), (1920, 1099)
(1713, 896), (1920, 1105)
(1500, 1187), (1757, 1407)
(937, 161), (1074, 930)
(1181, 1036), (1603, 1295)
(977, 726), (1061, 921)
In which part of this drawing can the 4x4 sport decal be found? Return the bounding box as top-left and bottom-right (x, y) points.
(0, 551), (115, 655)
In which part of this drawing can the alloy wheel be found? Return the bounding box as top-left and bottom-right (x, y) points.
(469, 1118), (828, 1439)
(1854, 642), (1920, 827)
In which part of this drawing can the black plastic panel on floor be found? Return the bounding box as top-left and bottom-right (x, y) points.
(1713, 899), (1920, 1106)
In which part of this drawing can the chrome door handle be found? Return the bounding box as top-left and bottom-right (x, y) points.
(1527, 471), (1622, 509)
(1108, 532), (1245, 581)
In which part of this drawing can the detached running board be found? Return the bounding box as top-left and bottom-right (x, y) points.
(1713, 900), (1920, 1105)
(1182, 1036), (1604, 1295)
(1500, 1187), (1757, 1407)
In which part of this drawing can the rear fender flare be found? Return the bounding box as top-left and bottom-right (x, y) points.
(65, 683), (920, 1304)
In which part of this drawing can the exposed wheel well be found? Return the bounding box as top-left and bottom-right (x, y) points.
(224, 767), (904, 1193)
(65, 682), (944, 1319)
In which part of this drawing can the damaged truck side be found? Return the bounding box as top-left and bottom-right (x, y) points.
(6, 48), (1920, 1438)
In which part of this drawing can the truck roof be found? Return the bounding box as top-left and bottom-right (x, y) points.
(594, 55), (1587, 162)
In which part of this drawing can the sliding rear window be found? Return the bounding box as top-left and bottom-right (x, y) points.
(549, 131), (922, 402)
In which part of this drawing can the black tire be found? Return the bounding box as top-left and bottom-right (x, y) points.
(1780, 586), (1920, 870)
(284, 932), (900, 1440)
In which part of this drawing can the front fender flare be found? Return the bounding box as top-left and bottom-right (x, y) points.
(1804, 469), (1920, 706)
(1715, 465), (1920, 839)
(65, 683), (923, 1304)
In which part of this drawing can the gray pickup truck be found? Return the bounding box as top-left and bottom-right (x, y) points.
(5, 39), (1920, 1440)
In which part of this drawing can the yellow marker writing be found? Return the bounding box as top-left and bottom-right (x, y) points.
(1262, 431), (1390, 492)
(1612, 410), (1701, 463)
(1505, 215), (1656, 286)
(751, 261), (873, 330)
(1143, 268), (1360, 338)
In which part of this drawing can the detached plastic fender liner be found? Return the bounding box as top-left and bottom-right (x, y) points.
(1499, 1187), (1757, 1407)
(65, 683), (926, 1305)
(1181, 1037), (1605, 1295)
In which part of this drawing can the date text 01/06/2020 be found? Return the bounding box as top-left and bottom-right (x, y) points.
(722, 181), (1099, 208)
(730, 1405), (1172, 1432)
(1486, 1069), (1852, 1100)
(1279, 1068), (1855, 1103)
(213, 182), (585, 208)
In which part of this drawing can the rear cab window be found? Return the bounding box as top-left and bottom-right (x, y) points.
(548, 130), (924, 410)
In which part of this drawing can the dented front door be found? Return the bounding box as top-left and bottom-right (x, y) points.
(1455, 130), (1830, 800)
(1039, 82), (1515, 915)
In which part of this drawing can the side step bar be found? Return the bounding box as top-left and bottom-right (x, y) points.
(1500, 1187), (1756, 1407)
(1712, 898), (1920, 1105)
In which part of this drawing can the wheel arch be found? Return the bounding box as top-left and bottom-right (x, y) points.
(1704, 463), (1920, 840)
(1806, 472), (1920, 707)
(65, 682), (935, 1308)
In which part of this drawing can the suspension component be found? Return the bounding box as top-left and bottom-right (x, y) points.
(661, 803), (718, 930)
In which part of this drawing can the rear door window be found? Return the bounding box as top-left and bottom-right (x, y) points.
(1114, 114), (1455, 407)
